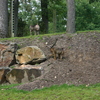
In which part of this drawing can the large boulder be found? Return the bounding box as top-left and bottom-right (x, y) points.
(0, 67), (11, 84)
(15, 46), (46, 64)
(6, 65), (42, 84)
(0, 43), (18, 67)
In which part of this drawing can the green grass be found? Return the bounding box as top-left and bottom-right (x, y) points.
(0, 30), (100, 42)
(0, 83), (100, 100)
(0, 32), (66, 42)
(76, 30), (100, 34)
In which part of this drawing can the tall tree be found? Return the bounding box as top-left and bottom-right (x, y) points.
(0, 0), (8, 38)
(66, 0), (75, 33)
(41, 0), (48, 33)
(14, 0), (19, 36)
(53, 9), (57, 32)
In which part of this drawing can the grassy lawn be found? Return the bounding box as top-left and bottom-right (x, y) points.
(0, 84), (100, 100)
(0, 30), (99, 42)
(0, 32), (66, 41)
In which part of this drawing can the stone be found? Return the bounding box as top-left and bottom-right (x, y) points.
(14, 64), (43, 70)
(6, 66), (42, 84)
(0, 67), (11, 84)
(15, 46), (46, 64)
(0, 43), (18, 67)
(0, 33), (6, 38)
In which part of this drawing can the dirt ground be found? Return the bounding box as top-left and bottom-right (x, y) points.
(4, 32), (100, 91)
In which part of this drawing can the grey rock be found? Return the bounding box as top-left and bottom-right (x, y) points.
(6, 67), (42, 84)
(0, 42), (18, 67)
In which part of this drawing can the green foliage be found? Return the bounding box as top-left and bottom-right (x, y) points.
(48, 0), (66, 33)
(1, 83), (100, 100)
(17, 18), (28, 37)
(75, 1), (100, 31)
(19, 0), (41, 25)
(17, 0), (41, 36)
(8, 0), (100, 36)
(17, 0), (100, 36)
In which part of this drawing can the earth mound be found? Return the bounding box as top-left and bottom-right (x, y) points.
(3, 32), (100, 91)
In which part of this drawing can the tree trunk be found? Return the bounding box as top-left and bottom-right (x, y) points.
(0, 0), (8, 38)
(8, 1), (11, 37)
(14, 0), (19, 37)
(11, 0), (14, 37)
(53, 9), (57, 33)
(41, 0), (48, 34)
(67, 0), (75, 33)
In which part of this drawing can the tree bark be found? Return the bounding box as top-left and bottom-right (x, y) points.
(0, 0), (8, 38)
(14, 0), (19, 37)
(67, 0), (75, 33)
(41, 0), (48, 33)
(53, 9), (57, 33)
